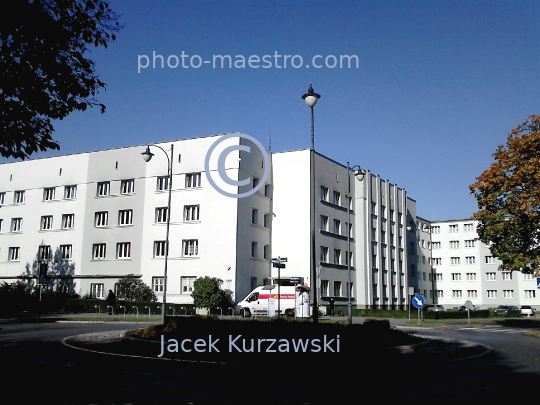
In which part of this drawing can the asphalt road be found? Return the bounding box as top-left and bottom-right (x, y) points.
(1, 320), (539, 403)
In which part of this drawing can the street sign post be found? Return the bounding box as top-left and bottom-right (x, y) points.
(271, 257), (288, 318)
(464, 300), (473, 325)
(412, 294), (425, 325)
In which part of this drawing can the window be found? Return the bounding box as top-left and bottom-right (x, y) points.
(333, 249), (341, 265)
(333, 191), (341, 206)
(333, 219), (341, 234)
(64, 185), (77, 199)
(436, 290), (443, 298)
(152, 277), (164, 293)
(321, 280), (329, 296)
(251, 242), (258, 258)
(464, 240), (475, 248)
(320, 215), (328, 231)
(0, 192), (5, 205)
(60, 245), (72, 260)
(0, 219), (2, 232)
(95, 211), (108, 227)
(347, 282), (354, 298)
(41, 215), (53, 230)
(38, 245), (51, 260)
(263, 213), (270, 228)
(432, 242), (441, 250)
(503, 290), (514, 299)
(431, 226), (440, 234)
(371, 202), (377, 215)
(252, 177), (259, 189)
(154, 241), (166, 257)
(432, 258), (442, 266)
(452, 290), (462, 298)
(449, 224), (458, 233)
(264, 184), (271, 197)
(486, 272), (496, 281)
(381, 206), (386, 218)
(120, 179), (135, 194)
(466, 273), (476, 281)
(118, 209), (133, 226)
(251, 209), (258, 225)
(14, 190), (25, 204)
(97, 181), (110, 196)
(450, 241), (459, 249)
(116, 242), (131, 259)
(502, 272), (512, 280)
(435, 273), (443, 281)
(525, 290), (536, 299)
(524, 273), (533, 280)
(451, 257), (460, 265)
(61, 214), (75, 229)
(91, 283), (104, 299)
(11, 218), (22, 232)
(320, 186), (328, 201)
(185, 205), (200, 221)
(157, 176), (170, 191)
(155, 207), (168, 223)
(487, 290), (497, 298)
(9, 247), (20, 261)
(264, 245), (270, 260)
(320, 246), (328, 262)
(452, 273), (462, 281)
(186, 172), (201, 188)
(345, 251), (353, 266)
(465, 256), (475, 264)
(43, 187), (55, 201)
(334, 281), (342, 297)
(485, 256), (495, 264)
(464, 223), (474, 232)
(92, 244), (106, 260)
(183, 239), (199, 257)
(181, 276), (197, 294)
(467, 290), (478, 298)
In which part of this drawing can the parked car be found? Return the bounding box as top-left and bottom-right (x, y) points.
(494, 305), (519, 315)
(458, 305), (479, 311)
(520, 305), (536, 316)
(424, 304), (445, 312)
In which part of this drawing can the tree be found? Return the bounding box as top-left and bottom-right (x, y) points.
(0, 0), (121, 159)
(191, 277), (233, 309)
(470, 115), (540, 275)
(116, 274), (157, 302)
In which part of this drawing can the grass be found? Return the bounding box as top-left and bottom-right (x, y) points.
(61, 316), (159, 322)
(406, 317), (540, 328)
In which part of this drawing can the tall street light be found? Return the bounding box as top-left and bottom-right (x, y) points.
(346, 163), (366, 325)
(142, 144), (174, 325)
(302, 83), (321, 323)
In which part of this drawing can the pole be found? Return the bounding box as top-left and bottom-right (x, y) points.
(310, 130), (318, 324)
(278, 256), (281, 319)
(347, 162), (352, 325)
(161, 144), (174, 325)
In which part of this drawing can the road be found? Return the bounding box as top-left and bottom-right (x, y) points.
(0, 320), (539, 403)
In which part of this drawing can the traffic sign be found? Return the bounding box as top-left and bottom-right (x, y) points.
(537, 277), (540, 289)
(412, 294), (425, 309)
(464, 300), (473, 309)
(272, 257), (288, 263)
(272, 262), (286, 268)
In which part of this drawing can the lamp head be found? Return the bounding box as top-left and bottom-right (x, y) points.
(141, 146), (154, 162)
(302, 83), (321, 108)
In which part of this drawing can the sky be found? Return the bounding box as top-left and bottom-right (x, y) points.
(7, 0), (540, 221)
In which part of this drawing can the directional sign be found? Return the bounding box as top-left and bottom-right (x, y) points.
(272, 257), (288, 263)
(537, 277), (540, 289)
(272, 262), (286, 268)
(412, 294), (425, 309)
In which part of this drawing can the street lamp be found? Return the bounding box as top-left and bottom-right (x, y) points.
(346, 163), (366, 325)
(142, 144), (174, 325)
(302, 83), (321, 323)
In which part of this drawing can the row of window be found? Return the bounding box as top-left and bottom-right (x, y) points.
(320, 215), (352, 237)
(5, 245), (72, 261)
(428, 289), (536, 299)
(320, 246), (353, 266)
(431, 256), (496, 266)
(0, 186), (77, 205)
(251, 209), (271, 228)
(320, 280), (354, 298)
(90, 275), (198, 299)
(430, 223), (475, 234)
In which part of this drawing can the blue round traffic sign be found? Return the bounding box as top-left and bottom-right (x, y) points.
(412, 294), (425, 309)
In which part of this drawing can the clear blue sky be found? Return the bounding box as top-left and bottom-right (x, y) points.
(11, 0), (540, 221)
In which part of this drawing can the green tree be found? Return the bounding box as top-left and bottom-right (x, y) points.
(116, 274), (157, 302)
(470, 115), (540, 275)
(191, 277), (232, 309)
(0, 0), (121, 159)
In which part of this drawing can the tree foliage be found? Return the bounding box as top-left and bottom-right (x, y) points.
(191, 277), (233, 309)
(0, 0), (121, 159)
(116, 274), (157, 302)
(470, 115), (540, 275)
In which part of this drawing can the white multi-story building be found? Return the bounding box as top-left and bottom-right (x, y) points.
(415, 218), (540, 309)
(0, 133), (271, 304)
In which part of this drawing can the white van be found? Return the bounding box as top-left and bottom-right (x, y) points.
(236, 285), (297, 317)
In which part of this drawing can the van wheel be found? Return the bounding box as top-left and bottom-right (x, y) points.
(242, 308), (251, 318)
(285, 309), (294, 317)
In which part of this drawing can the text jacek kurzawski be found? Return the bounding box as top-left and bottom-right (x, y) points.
(158, 334), (340, 357)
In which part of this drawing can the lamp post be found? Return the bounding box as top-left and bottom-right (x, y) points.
(302, 83), (321, 323)
(346, 162), (366, 325)
(142, 144), (174, 325)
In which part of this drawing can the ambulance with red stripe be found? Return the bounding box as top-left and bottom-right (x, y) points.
(236, 285), (297, 317)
